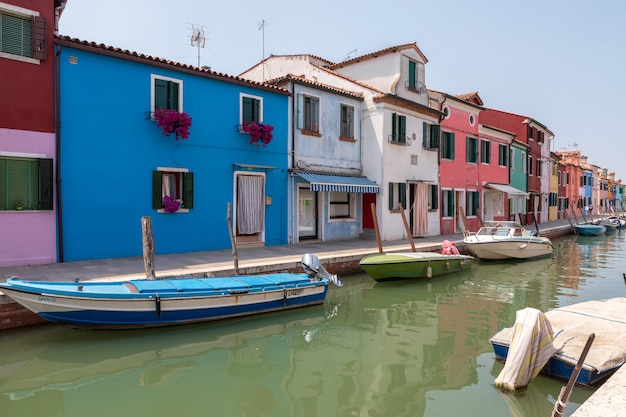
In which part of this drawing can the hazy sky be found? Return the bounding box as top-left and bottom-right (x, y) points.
(59, 0), (626, 180)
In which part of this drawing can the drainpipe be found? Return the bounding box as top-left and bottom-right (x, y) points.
(54, 1), (66, 262)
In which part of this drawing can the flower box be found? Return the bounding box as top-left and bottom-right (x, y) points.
(153, 109), (192, 140)
(242, 122), (274, 147)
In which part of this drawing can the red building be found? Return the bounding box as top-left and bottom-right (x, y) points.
(0, 1), (65, 266)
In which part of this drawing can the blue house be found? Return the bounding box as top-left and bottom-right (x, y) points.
(57, 37), (290, 261)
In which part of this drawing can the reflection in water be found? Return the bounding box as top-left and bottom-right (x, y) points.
(1, 232), (624, 417)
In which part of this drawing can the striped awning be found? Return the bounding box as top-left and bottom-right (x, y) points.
(295, 171), (380, 193)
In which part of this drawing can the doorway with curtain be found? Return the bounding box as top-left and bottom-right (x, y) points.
(408, 182), (429, 237)
(234, 173), (265, 247)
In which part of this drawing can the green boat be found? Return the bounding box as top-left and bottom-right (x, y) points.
(359, 252), (474, 281)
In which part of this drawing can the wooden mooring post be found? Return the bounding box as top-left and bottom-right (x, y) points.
(141, 216), (156, 279)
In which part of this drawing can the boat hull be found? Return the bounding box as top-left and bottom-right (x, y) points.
(463, 239), (553, 260)
(575, 224), (606, 236)
(359, 252), (473, 281)
(0, 274), (329, 329)
(491, 339), (618, 386)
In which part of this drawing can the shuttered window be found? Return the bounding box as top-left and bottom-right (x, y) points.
(0, 157), (53, 210)
(152, 170), (194, 211)
(154, 78), (180, 111)
(242, 96), (261, 124)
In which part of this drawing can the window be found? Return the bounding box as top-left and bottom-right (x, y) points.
(466, 137), (478, 163)
(549, 192), (558, 207)
(528, 155), (533, 176)
(340, 104), (354, 139)
(498, 144), (508, 166)
(152, 75), (182, 112)
(297, 94), (319, 133)
(480, 140), (491, 164)
(0, 5), (46, 61)
(522, 152), (527, 173)
(241, 94), (262, 125)
(329, 192), (355, 219)
(408, 60), (417, 89)
(388, 182), (406, 210)
(466, 191), (479, 216)
(428, 184), (439, 211)
(0, 156), (53, 210)
(442, 189), (454, 217)
(441, 131), (455, 160)
(423, 122), (440, 149)
(152, 168), (194, 212)
(536, 159), (542, 177)
(391, 113), (407, 143)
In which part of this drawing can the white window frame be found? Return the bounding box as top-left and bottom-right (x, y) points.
(156, 166), (189, 214)
(0, 3), (40, 64)
(150, 74), (184, 113)
(240, 92), (264, 126)
(328, 192), (356, 222)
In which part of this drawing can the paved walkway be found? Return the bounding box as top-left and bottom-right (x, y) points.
(0, 218), (577, 283)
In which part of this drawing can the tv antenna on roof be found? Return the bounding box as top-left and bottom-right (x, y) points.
(189, 24), (207, 68)
(343, 49), (357, 61)
(258, 19), (269, 80)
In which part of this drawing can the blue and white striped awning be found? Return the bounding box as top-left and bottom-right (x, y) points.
(295, 171), (380, 193)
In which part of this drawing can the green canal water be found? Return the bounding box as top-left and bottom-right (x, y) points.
(1, 231), (625, 417)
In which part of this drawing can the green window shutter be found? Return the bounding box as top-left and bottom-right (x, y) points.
(154, 79), (168, 110)
(408, 61), (416, 89)
(183, 172), (194, 209)
(169, 82), (179, 111)
(399, 116), (406, 143)
(0, 159), (6, 210)
(399, 183), (406, 207)
(422, 122), (427, 148)
(432, 185), (438, 210)
(431, 124), (440, 148)
(1, 13), (31, 57)
(152, 171), (163, 209)
(450, 133), (455, 159)
(38, 158), (53, 210)
(388, 182), (394, 209)
(392, 113), (397, 139)
(473, 192), (479, 213)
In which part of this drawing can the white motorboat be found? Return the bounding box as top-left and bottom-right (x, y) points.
(462, 221), (554, 260)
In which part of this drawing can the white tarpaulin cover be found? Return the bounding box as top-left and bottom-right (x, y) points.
(492, 298), (626, 390)
(495, 307), (559, 390)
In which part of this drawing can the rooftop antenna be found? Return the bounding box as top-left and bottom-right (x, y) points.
(343, 49), (357, 61)
(189, 24), (207, 68)
(258, 20), (268, 80)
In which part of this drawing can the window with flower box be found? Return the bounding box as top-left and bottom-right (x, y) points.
(0, 156), (53, 210)
(152, 167), (194, 213)
(241, 94), (263, 125)
(151, 74), (182, 112)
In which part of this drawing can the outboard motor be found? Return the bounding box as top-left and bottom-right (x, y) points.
(301, 253), (343, 287)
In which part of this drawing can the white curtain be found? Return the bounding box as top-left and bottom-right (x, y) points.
(412, 183), (429, 236)
(237, 175), (264, 234)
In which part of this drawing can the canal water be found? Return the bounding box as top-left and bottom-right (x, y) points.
(1, 231), (625, 417)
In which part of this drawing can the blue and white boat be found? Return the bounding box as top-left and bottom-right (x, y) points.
(0, 254), (342, 329)
(574, 223), (606, 236)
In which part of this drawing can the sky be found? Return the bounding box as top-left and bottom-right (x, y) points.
(59, 0), (626, 180)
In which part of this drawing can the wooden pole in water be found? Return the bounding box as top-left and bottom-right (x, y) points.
(371, 203), (383, 254)
(141, 216), (156, 280)
(398, 203), (416, 252)
(551, 333), (595, 417)
(227, 202), (240, 275)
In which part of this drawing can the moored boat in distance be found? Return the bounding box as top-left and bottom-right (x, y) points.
(0, 253), (342, 329)
(359, 251), (473, 281)
(462, 221), (554, 260)
(574, 223), (606, 236)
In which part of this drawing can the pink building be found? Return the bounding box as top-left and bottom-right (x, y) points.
(0, 1), (65, 266)
(430, 91), (512, 233)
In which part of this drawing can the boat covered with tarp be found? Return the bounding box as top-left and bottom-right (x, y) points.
(490, 297), (626, 388)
